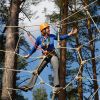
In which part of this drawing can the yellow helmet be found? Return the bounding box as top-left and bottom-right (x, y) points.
(40, 23), (49, 32)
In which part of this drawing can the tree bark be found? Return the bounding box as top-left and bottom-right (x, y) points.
(1, 0), (22, 100)
(58, 0), (68, 100)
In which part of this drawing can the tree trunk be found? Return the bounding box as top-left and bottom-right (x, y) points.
(88, 28), (99, 100)
(75, 26), (83, 100)
(58, 0), (68, 100)
(83, 0), (99, 99)
(1, 0), (22, 100)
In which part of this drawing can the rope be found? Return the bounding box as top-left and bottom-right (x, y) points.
(83, 8), (100, 33)
(56, 29), (100, 50)
(0, 67), (33, 73)
(15, 33), (23, 52)
(54, 32), (100, 94)
(0, 49), (45, 59)
(75, 76), (100, 82)
(89, 87), (100, 100)
(60, 15), (100, 26)
(58, 0), (98, 24)
(7, 90), (12, 100)
(26, 32), (44, 52)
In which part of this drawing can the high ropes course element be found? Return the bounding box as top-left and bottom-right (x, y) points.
(0, 0), (100, 100)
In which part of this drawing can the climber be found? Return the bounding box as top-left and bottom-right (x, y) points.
(19, 22), (77, 93)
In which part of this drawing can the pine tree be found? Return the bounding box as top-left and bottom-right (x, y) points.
(1, 0), (26, 99)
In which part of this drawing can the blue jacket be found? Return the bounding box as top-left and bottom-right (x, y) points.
(29, 34), (70, 56)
